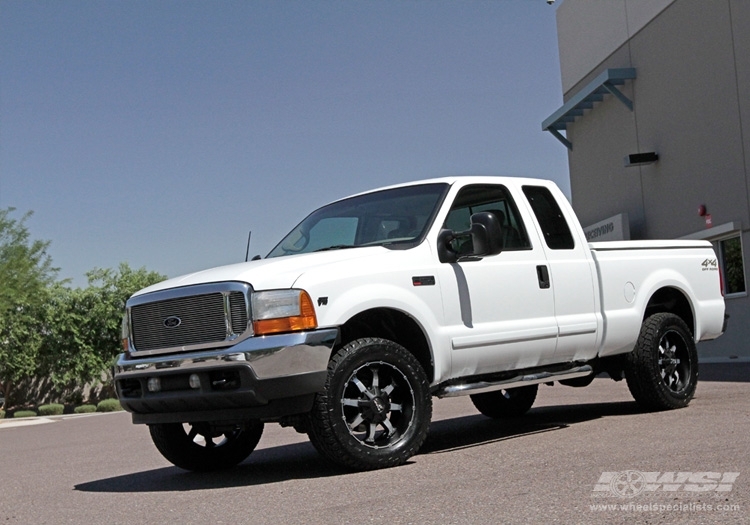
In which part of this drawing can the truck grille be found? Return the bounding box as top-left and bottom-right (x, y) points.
(130, 289), (250, 353)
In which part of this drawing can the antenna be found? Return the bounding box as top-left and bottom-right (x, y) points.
(245, 231), (252, 262)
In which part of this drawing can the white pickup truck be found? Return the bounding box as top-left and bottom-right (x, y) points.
(115, 176), (726, 472)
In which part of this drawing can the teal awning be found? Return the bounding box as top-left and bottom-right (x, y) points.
(542, 68), (636, 150)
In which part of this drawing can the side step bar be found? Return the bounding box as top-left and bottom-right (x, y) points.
(435, 364), (593, 398)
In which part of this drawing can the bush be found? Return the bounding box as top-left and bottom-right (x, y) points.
(74, 404), (97, 414)
(13, 410), (37, 418)
(96, 399), (123, 412)
(0, 409), (5, 419)
(38, 404), (65, 416)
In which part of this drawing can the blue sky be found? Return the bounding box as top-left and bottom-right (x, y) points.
(0, 0), (568, 287)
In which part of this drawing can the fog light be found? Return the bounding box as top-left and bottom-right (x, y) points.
(147, 377), (161, 393)
(189, 374), (201, 389)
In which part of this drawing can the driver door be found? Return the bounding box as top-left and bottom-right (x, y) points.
(437, 183), (558, 377)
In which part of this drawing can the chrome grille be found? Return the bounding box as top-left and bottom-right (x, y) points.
(130, 290), (249, 353)
(229, 292), (248, 335)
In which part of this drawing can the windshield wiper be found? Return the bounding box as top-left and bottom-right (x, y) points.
(314, 244), (358, 252)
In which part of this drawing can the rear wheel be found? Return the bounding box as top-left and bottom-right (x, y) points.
(308, 337), (432, 471)
(470, 384), (538, 418)
(625, 313), (698, 411)
(149, 420), (264, 471)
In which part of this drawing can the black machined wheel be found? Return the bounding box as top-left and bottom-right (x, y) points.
(341, 360), (415, 449)
(149, 420), (264, 472)
(625, 312), (698, 411)
(470, 384), (538, 419)
(308, 338), (432, 471)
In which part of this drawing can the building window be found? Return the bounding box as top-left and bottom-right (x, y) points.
(715, 235), (746, 296)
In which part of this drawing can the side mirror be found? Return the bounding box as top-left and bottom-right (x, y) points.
(469, 211), (503, 257)
(437, 229), (459, 263)
(437, 211), (503, 263)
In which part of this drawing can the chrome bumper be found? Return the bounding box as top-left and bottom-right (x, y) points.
(114, 328), (338, 424)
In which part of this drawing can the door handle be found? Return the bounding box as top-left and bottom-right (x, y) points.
(537, 265), (550, 289)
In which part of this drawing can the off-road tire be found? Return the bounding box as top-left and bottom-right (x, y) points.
(308, 337), (432, 471)
(625, 312), (698, 411)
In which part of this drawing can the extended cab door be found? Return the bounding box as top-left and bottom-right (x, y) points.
(521, 184), (599, 362)
(437, 183), (559, 377)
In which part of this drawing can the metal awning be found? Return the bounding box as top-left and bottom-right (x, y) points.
(542, 68), (636, 150)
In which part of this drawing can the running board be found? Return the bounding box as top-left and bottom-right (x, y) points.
(435, 364), (594, 398)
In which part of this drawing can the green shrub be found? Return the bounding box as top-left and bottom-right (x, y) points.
(0, 409), (5, 419)
(74, 405), (97, 414)
(13, 410), (37, 418)
(38, 404), (65, 416)
(96, 399), (123, 412)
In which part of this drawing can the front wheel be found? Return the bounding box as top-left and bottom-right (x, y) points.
(625, 313), (698, 411)
(308, 338), (432, 471)
(149, 420), (264, 471)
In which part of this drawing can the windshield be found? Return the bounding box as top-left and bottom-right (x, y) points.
(266, 183), (449, 258)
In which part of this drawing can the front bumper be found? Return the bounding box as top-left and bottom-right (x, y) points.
(114, 328), (338, 425)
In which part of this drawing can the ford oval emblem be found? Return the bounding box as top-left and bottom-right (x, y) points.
(163, 316), (182, 329)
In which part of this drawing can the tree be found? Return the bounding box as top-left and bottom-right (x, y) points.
(40, 263), (166, 400)
(0, 208), (58, 409)
(0, 206), (166, 408)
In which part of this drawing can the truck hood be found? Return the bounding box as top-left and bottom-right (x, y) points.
(133, 247), (389, 297)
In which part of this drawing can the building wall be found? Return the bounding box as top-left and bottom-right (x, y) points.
(556, 0), (750, 359)
(557, 0), (675, 93)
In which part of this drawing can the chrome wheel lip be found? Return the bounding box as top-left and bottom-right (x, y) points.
(339, 360), (416, 450)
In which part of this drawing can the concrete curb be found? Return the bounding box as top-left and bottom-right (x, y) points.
(0, 410), (125, 429)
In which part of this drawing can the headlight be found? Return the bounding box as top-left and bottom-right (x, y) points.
(251, 289), (318, 335)
(121, 312), (130, 352)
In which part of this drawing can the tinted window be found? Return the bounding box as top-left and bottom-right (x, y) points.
(444, 184), (531, 251)
(522, 185), (575, 250)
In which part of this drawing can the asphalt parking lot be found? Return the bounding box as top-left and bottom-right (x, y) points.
(1, 362), (748, 524)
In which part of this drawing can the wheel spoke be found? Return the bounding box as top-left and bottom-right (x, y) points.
(382, 419), (396, 437)
(382, 382), (395, 395)
(348, 414), (365, 430)
(657, 331), (691, 392)
(351, 377), (376, 399)
(371, 367), (380, 389)
(342, 398), (362, 407)
(365, 423), (378, 443)
(389, 402), (403, 412)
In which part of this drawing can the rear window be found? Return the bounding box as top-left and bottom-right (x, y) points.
(522, 186), (575, 250)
